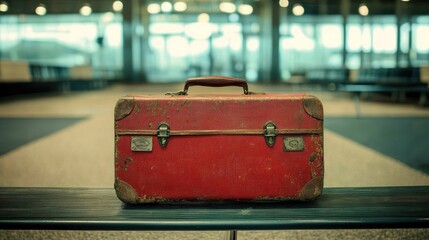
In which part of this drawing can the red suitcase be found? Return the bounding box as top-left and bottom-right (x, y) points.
(114, 76), (324, 204)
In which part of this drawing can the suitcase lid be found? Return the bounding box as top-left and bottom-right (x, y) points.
(115, 76), (323, 148)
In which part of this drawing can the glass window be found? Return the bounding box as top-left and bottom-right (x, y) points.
(279, 15), (343, 80)
(144, 12), (260, 82)
(0, 13), (123, 80)
(347, 15), (397, 69)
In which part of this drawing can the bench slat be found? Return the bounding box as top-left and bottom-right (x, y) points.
(1, 186), (428, 230)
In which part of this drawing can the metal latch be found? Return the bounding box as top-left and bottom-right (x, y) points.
(157, 122), (170, 147)
(263, 121), (277, 147)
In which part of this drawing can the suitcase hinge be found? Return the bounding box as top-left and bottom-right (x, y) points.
(157, 123), (170, 147)
(264, 121), (277, 147)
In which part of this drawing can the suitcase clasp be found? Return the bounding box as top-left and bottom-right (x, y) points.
(157, 123), (170, 147)
(263, 121), (277, 147)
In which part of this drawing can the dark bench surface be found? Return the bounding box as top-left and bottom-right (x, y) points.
(1, 186), (429, 231)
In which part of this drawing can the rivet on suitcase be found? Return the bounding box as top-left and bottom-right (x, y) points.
(114, 76), (324, 204)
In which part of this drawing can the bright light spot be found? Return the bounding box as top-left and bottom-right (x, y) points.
(198, 13), (210, 22)
(229, 13), (239, 22)
(415, 25), (429, 52)
(320, 25), (342, 48)
(281, 26), (314, 51)
(101, 12), (115, 23)
(290, 25), (305, 37)
(229, 34), (243, 52)
(174, 2), (187, 12)
(347, 25), (362, 51)
(112, 1), (123, 12)
(35, 5), (47, 16)
(147, 3), (161, 14)
(105, 23), (122, 47)
(292, 4), (304, 16)
(230, 34), (242, 51)
(0, 2), (8, 12)
(150, 23), (184, 34)
(281, 38), (314, 51)
(358, 4), (369, 16)
(279, 0), (289, 8)
(167, 36), (189, 57)
(190, 40), (209, 56)
(362, 25), (371, 51)
(185, 22), (216, 39)
(213, 36), (228, 48)
(80, 5), (92, 16)
(161, 2), (172, 13)
(346, 24), (372, 52)
(373, 25), (396, 53)
(401, 0), (410, 2)
(238, 4), (253, 15)
(221, 24), (241, 33)
(247, 38), (259, 51)
(149, 36), (164, 51)
(219, 2), (236, 13)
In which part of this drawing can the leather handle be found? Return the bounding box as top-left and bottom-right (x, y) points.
(184, 76), (249, 94)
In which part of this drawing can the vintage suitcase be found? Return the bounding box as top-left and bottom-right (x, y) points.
(114, 76), (324, 204)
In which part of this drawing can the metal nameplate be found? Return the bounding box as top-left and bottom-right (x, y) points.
(283, 136), (305, 151)
(131, 136), (152, 152)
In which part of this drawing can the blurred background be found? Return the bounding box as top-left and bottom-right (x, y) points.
(0, 0), (428, 86)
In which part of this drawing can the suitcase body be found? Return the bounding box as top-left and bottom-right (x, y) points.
(114, 77), (324, 204)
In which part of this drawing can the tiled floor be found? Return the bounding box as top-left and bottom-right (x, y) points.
(0, 83), (428, 239)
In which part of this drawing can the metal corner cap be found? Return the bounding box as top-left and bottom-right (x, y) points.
(298, 176), (323, 201)
(303, 96), (324, 120)
(115, 98), (134, 121)
(114, 179), (138, 204)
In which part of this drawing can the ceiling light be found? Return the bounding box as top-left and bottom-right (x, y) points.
(238, 4), (253, 15)
(358, 4), (369, 16)
(0, 2), (8, 12)
(101, 12), (115, 23)
(198, 13), (210, 23)
(401, 0), (410, 2)
(112, 1), (123, 12)
(219, 2), (236, 13)
(161, 1), (172, 13)
(35, 4), (47, 16)
(147, 3), (161, 14)
(174, 2), (187, 12)
(292, 4), (304, 16)
(279, 0), (289, 8)
(80, 4), (92, 16)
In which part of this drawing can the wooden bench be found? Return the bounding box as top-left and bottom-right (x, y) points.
(1, 186), (428, 239)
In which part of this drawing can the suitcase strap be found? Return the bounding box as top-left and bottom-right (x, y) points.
(117, 127), (322, 150)
(116, 128), (322, 136)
